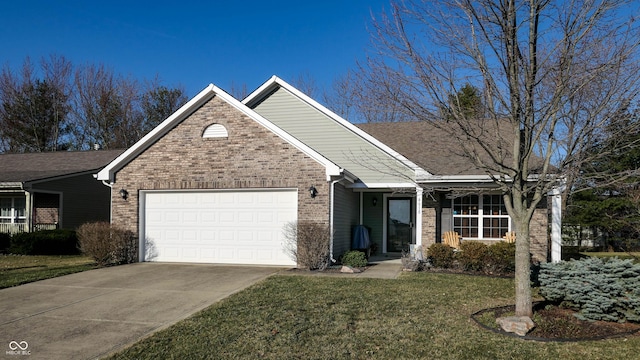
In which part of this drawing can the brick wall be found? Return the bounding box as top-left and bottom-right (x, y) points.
(111, 95), (329, 234)
(421, 197), (438, 248)
(530, 207), (549, 263)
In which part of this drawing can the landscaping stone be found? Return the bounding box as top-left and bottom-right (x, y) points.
(340, 265), (361, 273)
(496, 316), (535, 336)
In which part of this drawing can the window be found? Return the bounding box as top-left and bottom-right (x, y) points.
(453, 195), (510, 239)
(0, 197), (26, 224)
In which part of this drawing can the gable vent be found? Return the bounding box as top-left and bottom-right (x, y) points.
(203, 124), (228, 138)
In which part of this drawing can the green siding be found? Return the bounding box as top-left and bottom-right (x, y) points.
(30, 173), (111, 229)
(362, 192), (384, 255)
(333, 182), (359, 260)
(251, 87), (413, 184)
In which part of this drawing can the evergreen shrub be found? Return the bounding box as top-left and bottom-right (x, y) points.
(0, 232), (10, 253)
(427, 243), (455, 268)
(9, 230), (79, 255)
(539, 257), (640, 322)
(457, 241), (488, 271)
(341, 250), (368, 268)
(485, 241), (516, 274)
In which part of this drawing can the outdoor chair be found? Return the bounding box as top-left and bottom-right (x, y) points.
(503, 231), (516, 243)
(442, 231), (461, 249)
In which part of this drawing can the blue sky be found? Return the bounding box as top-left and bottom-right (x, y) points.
(1, 1), (390, 98)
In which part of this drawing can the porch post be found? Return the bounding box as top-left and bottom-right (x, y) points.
(415, 187), (423, 247)
(359, 192), (363, 224)
(25, 191), (32, 232)
(550, 186), (563, 263)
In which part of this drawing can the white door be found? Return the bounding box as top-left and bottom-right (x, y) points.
(141, 189), (297, 265)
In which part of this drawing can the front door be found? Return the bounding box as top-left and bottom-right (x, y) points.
(387, 198), (412, 252)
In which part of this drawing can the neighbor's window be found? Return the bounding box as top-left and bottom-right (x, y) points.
(0, 197), (26, 224)
(453, 195), (510, 239)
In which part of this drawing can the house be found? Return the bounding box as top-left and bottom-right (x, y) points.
(96, 76), (562, 266)
(0, 150), (124, 234)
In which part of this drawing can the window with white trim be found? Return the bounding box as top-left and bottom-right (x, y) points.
(0, 197), (26, 224)
(453, 195), (510, 239)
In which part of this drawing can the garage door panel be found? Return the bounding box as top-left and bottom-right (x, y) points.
(143, 190), (297, 265)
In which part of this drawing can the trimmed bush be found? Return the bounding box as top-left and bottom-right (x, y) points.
(539, 257), (640, 322)
(9, 230), (79, 255)
(341, 250), (368, 268)
(485, 241), (516, 274)
(283, 221), (331, 270)
(0, 232), (10, 254)
(77, 222), (138, 266)
(457, 241), (488, 271)
(427, 243), (455, 268)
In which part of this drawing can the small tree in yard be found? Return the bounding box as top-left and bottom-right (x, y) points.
(357, 0), (640, 321)
(283, 221), (331, 270)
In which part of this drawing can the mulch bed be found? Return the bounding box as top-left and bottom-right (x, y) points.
(472, 302), (640, 341)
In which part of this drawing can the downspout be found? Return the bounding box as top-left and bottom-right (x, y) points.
(329, 174), (345, 263)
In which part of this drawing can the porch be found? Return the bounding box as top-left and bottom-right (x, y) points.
(0, 192), (61, 235)
(0, 223), (59, 235)
(342, 186), (558, 263)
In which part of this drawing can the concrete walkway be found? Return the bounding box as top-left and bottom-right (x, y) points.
(357, 256), (403, 279)
(0, 263), (282, 360)
(280, 255), (404, 279)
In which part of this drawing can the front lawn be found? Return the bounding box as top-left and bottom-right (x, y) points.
(108, 273), (640, 360)
(562, 247), (640, 262)
(582, 252), (640, 261)
(0, 254), (97, 289)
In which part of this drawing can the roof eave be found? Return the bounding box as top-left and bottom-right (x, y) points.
(0, 182), (24, 190)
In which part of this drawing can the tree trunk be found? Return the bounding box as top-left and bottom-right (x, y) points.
(514, 216), (533, 317)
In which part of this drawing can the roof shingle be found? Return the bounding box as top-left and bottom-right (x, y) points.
(0, 150), (125, 183)
(356, 121), (500, 176)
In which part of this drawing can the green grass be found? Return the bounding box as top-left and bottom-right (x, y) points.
(108, 273), (640, 360)
(562, 247), (640, 262)
(0, 254), (97, 288)
(581, 252), (640, 261)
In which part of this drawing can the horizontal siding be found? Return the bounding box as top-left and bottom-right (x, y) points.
(30, 174), (110, 229)
(362, 192), (384, 253)
(252, 87), (413, 184)
(333, 182), (359, 260)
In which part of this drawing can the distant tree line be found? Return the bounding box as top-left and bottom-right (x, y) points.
(0, 55), (188, 153)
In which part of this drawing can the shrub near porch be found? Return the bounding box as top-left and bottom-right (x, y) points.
(426, 241), (516, 275)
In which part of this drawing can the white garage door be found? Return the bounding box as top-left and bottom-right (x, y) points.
(141, 189), (297, 265)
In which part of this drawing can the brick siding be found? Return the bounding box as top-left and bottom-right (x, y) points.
(110, 95), (329, 235)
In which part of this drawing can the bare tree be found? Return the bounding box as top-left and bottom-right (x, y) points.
(0, 56), (72, 153)
(140, 80), (188, 135)
(360, 0), (640, 319)
(229, 81), (249, 101)
(323, 69), (415, 123)
(290, 72), (320, 99)
(0, 56), (189, 153)
(71, 64), (142, 149)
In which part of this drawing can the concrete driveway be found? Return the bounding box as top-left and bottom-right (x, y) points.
(0, 263), (283, 360)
